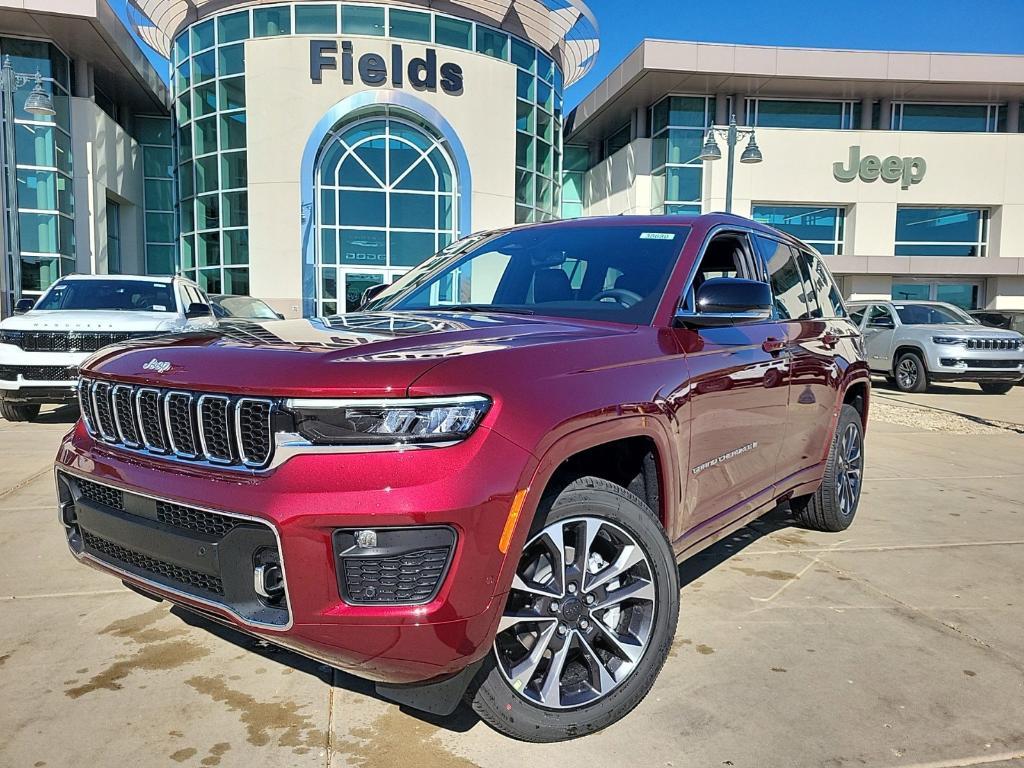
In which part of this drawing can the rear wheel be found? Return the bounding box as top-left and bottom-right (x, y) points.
(894, 351), (928, 393)
(0, 401), (40, 422)
(471, 476), (678, 742)
(791, 404), (864, 533)
(979, 382), (1014, 395)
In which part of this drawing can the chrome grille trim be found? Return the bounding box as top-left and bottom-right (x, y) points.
(164, 391), (199, 459)
(111, 384), (142, 448)
(77, 377), (275, 471)
(197, 394), (234, 465)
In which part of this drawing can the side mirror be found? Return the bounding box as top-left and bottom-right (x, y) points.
(359, 283), (391, 309)
(676, 278), (773, 327)
(13, 298), (35, 314)
(185, 302), (212, 319)
(275, 312), (285, 320)
(869, 318), (895, 329)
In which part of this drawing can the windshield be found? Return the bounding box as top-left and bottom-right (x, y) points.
(894, 303), (977, 325)
(35, 280), (176, 313)
(371, 224), (690, 324)
(213, 296), (279, 319)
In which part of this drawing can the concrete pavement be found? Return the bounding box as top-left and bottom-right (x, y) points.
(1, 388), (1023, 768)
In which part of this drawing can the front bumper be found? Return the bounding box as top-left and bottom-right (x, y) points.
(926, 347), (1024, 383)
(55, 422), (536, 684)
(0, 347), (90, 402)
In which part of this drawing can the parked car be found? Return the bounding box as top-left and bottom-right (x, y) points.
(847, 300), (1024, 394)
(970, 309), (1024, 334)
(209, 294), (284, 322)
(56, 214), (869, 741)
(0, 274), (216, 422)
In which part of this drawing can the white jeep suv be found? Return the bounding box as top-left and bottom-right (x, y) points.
(0, 274), (216, 422)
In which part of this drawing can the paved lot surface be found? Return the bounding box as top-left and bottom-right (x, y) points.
(1, 381), (1023, 768)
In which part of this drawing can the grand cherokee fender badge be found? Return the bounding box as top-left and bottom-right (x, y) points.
(692, 442), (758, 475)
(142, 358), (171, 374)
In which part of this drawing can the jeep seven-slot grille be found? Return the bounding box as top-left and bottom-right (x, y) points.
(966, 337), (1021, 350)
(79, 377), (274, 469)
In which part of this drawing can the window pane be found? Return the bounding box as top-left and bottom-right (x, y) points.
(222, 191), (248, 227)
(295, 4), (338, 33)
(145, 179), (174, 211)
(341, 5), (385, 35)
(564, 145), (589, 172)
(898, 103), (990, 132)
(668, 96), (708, 128)
(434, 16), (471, 49)
(221, 151), (247, 189)
(194, 116), (217, 155)
(195, 195), (219, 230)
(320, 228), (337, 263)
(516, 99), (534, 132)
(757, 235), (810, 320)
(146, 244), (176, 275)
(390, 9), (430, 41)
(193, 82), (217, 116)
(143, 146), (172, 177)
(195, 155), (219, 193)
(390, 231), (436, 266)
(218, 44), (245, 76)
(511, 38), (536, 71)
(754, 100), (845, 129)
(220, 112), (246, 150)
(891, 283), (930, 301)
(191, 19), (214, 51)
(223, 229), (249, 265)
(666, 129), (702, 164)
(219, 77), (245, 110)
(516, 132), (533, 169)
(895, 207), (984, 256)
(516, 70), (535, 101)
(338, 191), (385, 226)
(15, 124), (54, 166)
(146, 212), (175, 242)
(173, 32), (189, 64)
(537, 51), (554, 83)
(17, 169), (56, 210)
(476, 27), (508, 59)
(217, 11), (250, 43)
(19, 212), (57, 252)
(340, 230), (386, 266)
(935, 283), (980, 309)
(253, 7), (292, 36)
(192, 50), (215, 83)
(665, 166), (701, 202)
(135, 117), (171, 145)
(390, 193), (435, 229)
(198, 232), (220, 266)
(752, 205), (843, 246)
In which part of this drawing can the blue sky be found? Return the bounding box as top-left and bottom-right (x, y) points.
(116, 0), (1024, 110)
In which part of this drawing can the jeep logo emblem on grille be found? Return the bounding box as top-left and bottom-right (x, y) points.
(142, 358), (171, 374)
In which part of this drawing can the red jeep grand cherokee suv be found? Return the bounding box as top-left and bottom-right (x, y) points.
(56, 214), (869, 741)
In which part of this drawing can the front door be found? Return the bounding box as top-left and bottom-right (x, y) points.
(672, 231), (792, 538)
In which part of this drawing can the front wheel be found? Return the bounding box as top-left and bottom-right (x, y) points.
(471, 476), (679, 742)
(979, 382), (1014, 395)
(791, 404), (865, 532)
(894, 352), (928, 393)
(0, 401), (40, 422)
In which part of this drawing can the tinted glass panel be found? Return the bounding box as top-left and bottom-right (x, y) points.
(341, 5), (384, 35)
(295, 4), (337, 33)
(36, 280), (175, 311)
(895, 207), (985, 257)
(756, 235), (811, 320)
(898, 103), (990, 132)
(754, 100), (845, 129)
(434, 16), (471, 49)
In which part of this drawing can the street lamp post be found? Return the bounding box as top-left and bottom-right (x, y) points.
(0, 55), (56, 318)
(699, 114), (763, 214)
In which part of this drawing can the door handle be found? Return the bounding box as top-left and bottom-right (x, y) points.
(762, 338), (786, 355)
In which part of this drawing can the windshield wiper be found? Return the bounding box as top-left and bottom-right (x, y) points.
(441, 304), (536, 316)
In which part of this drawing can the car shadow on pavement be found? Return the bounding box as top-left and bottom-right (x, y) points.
(170, 604), (482, 733)
(36, 404), (80, 424)
(677, 503), (798, 589)
(167, 504), (802, 736)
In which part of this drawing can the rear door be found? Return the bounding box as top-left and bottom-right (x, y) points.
(863, 304), (898, 372)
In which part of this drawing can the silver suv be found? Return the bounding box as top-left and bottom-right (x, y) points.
(848, 300), (1024, 394)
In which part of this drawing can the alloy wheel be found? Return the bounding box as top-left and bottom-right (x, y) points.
(494, 516), (657, 710)
(896, 358), (918, 390)
(834, 422), (863, 516)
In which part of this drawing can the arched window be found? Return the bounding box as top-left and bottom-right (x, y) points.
(314, 108), (457, 315)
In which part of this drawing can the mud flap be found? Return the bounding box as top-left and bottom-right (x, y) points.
(374, 659), (485, 716)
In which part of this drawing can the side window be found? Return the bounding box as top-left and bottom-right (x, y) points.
(791, 248), (823, 319)
(867, 305), (895, 327)
(686, 232), (761, 310)
(797, 249), (846, 318)
(755, 235), (811, 320)
(849, 307), (866, 326)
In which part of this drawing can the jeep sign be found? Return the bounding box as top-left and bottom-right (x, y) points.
(833, 146), (926, 189)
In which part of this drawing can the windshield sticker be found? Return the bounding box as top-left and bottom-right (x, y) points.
(151, 305), (167, 311)
(894, 305), (905, 310)
(640, 232), (676, 240)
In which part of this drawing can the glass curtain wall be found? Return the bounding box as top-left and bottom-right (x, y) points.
(173, 3), (566, 296)
(560, 145), (588, 219)
(752, 205), (846, 255)
(650, 96), (714, 215)
(135, 116), (176, 275)
(0, 38), (73, 294)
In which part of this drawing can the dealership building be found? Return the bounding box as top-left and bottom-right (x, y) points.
(2, 0), (1024, 317)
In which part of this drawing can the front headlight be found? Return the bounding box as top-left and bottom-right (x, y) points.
(932, 336), (967, 345)
(0, 330), (24, 346)
(282, 395), (491, 446)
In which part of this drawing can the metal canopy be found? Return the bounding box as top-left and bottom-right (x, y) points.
(127, 0), (599, 85)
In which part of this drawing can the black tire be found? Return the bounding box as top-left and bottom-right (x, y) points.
(791, 404), (865, 533)
(0, 401), (40, 422)
(894, 351), (928, 393)
(470, 476), (679, 742)
(979, 382), (1014, 395)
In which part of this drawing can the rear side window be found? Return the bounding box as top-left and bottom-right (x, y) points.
(754, 235), (811, 320)
(797, 249), (847, 318)
(849, 307), (866, 326)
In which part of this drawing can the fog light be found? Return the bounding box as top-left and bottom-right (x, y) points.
(355, 529), (377, 549)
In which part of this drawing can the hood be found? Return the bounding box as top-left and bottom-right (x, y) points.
(82, 311), (634, 397)
(1, 310), (187, 333)
(907, 323), (1022, 338)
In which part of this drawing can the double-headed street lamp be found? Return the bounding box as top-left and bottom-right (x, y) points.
(1, 54), (56, 318)
(699, 114), (763, 214)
